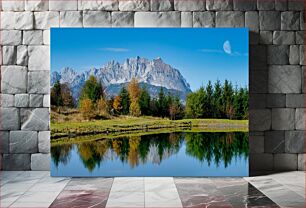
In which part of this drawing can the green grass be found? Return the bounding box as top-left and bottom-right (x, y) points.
(51, 116), (248, 142)
(52, 116), (248, 129)
(51, 127), (248, 146)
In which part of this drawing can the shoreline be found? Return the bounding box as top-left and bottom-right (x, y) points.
(51, 117), (248, 143)
(51, 127), (248, 146)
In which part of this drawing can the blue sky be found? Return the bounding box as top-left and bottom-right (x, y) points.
(51, 28), (248, 91)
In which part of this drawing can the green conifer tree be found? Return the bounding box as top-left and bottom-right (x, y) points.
(139, 87), (151, 115)
(51, 80), (63, 106)
(119, 87), (130, 115)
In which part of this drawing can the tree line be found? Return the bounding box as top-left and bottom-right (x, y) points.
(186, 80), (248, 120)
(51, 76), (248, 120)
(51, 80), (74, 108)
(51, 76), (184, 120)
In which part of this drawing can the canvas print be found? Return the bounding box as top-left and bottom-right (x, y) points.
(50, 28), (249, 177)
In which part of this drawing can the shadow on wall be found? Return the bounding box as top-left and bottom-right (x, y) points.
(249, 31), (269, 176)
(248, 30), (305, 176)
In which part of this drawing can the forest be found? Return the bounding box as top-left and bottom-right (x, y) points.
(51, 75), (248, 121)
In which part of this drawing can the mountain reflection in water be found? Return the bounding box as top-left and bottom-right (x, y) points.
(51, 132), (248, 177)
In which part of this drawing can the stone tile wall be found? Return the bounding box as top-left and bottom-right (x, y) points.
(0, 0), (304, 172)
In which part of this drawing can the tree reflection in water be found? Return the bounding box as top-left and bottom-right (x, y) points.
(51, 144), (73, 167)
(185, 132), (248, 167)
(51, 132), (248, 172)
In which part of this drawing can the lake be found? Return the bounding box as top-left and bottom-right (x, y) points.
(51, 132), (249, 177)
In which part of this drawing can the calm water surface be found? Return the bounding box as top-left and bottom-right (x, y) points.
(51, 132), (248, 177)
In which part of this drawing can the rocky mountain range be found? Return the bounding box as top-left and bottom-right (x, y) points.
(51, 56), (192, 102)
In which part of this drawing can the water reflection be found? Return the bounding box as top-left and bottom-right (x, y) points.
(51, 132), (248, 173)
(51, 144), (73, 166)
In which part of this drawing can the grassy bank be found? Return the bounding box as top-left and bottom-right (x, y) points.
(51, 116), (248, 140)
(51, 127), (248, 146)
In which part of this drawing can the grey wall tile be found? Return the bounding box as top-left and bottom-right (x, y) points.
(3, 154), (31, 170)
(264, 131), (285, 153)
(274, 153), (298, 170)
(271, 108), (295, 130)
(285, 131), (305, 153)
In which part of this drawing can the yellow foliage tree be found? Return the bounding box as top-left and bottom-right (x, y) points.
(113, 95), (122, 114)
(128, 78), (141, 117)
(128, 78), (141, 100)
(129, 101), (141, 117)
(97, 96), (108, 117)
(79, 98), (95, 120)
